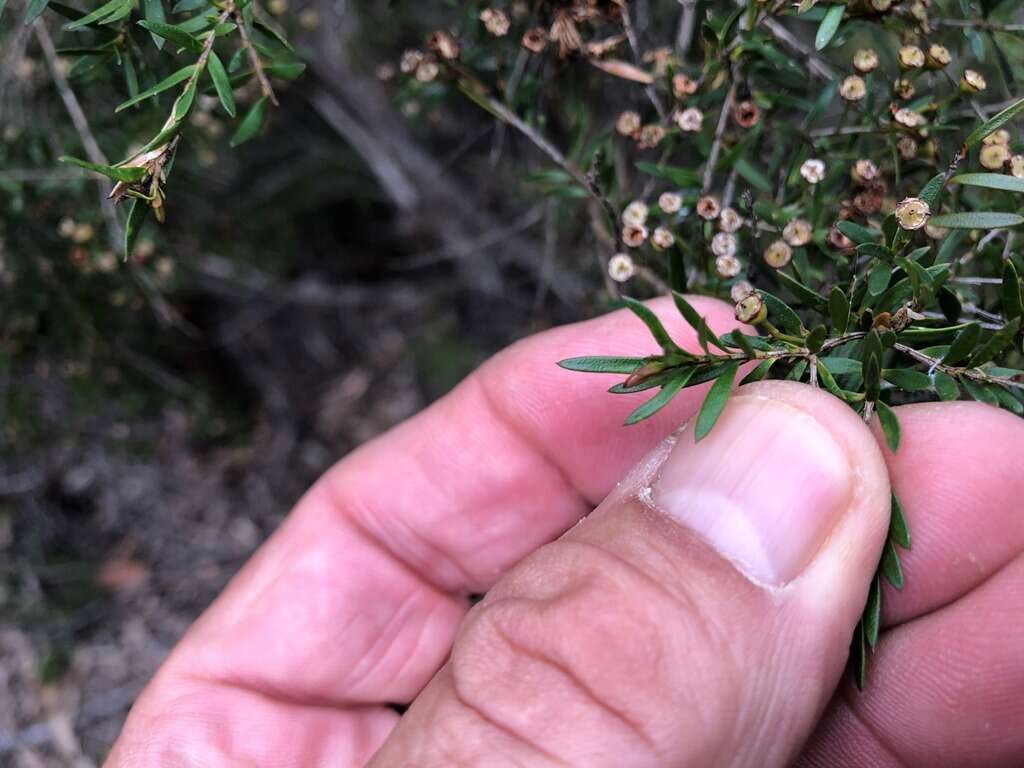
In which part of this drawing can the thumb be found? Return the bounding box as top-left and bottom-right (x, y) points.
(369, 380), (891, 768)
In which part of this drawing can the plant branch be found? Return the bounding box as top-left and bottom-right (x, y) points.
(233, 3), (278, 106)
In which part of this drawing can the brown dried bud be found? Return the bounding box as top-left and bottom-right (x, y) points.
(828, 226), (855, 252)
(428, 30), (460, 61)
(521, 27), (548, 53)
(696, 195), (721, 221)
(672, 73), (699, 99)
(479, 8), (510, 37)
(616, 110), (642, 137)
(733, 100), (761, 129)
(783, 218), (813, 247)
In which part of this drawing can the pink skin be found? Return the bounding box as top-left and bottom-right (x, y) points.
(106, 297), (1024, 767)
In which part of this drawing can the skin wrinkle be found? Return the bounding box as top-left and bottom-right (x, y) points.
(448, 667), (571, 768)
(487, 620), (661, 756)
(838, 697), (911, 768)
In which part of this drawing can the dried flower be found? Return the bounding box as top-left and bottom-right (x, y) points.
(400, 49), (424, 74)
(893, 78), (916, 100)
(894, 197), (930, 230)
(1011, 155), (1024, 180)
(730, 280), (755, 302)
(962, 69), (987, 93)
(869, 0), (893, 11)
(58, 217), (76, 238)
(980, 143), (1010, 170)
(638, 124), (666, 148)
(521, 27), (548, 53)
(71, 222), (95, 244)
(715, 254), (742, 278)
(550, 10), (583, 58)
(651, 227), (675, 250)
(622, 200), (649, 226)
(415, 60), (440, 82)
(479, 8), (510, 37)
(898, 45), (925, 69)
(783, 218), (813, 247)
(672, 74), (699, 99)
(763, 239), (793, 269)
(853, 48), (879, 74)
(734, 292), (766, 324)
(719, 207), (743, 233)
(926, 44), (951, 69)
(428, 30), (460, 60)
(658, 192), (682, 214)
(897, 136), (919, 159)
(840, 75), (867, 102)
(800, 158), (826, 184)
(616, 110), (642, 136)
(983, 129), (1011, 147)
(675, 107), (704, 133)
(892, 107), (925, 128)
(852, 159), (879, 184)
(622, 223), (648, 248)
(711, 232), (737, 258)
(853, 182), (886, 215)
(607, 253), (636, 282)
(696, 195), (721, 221)
(733, 100), (761, 129)
(828, 226), (855, 252)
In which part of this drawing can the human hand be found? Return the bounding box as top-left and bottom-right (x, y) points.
(106, 297), (1024, 767)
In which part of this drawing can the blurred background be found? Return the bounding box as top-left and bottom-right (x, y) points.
(0, 1), (623, 763)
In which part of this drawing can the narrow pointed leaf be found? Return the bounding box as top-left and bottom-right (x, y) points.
(968, 317), (1021, 367)
(230, 95), (268, 147)
(881, 539), (905, 590)
(64, 0), (127, 30)
(624, 369), (694, 425)
(932, 370), (960, 400)
(928, 212), (1024, 230)
(890, 491), (911, 549)
(864, 575), (882, 648)
(23, 0), (49, 24)
(124, 198), (149, 260)
(815, 4), (845, 51)
(829, 286), (850, 334)
(672, 292), (724, 352)
(137, 20), (203, 52)
(876, 400), (901, 451)
(207, 51), (236, 117)
(694, 362), (739, 441)
(951, 173), (1024, 194)
(115, 65), (197, 112)
(942, 322), (981, 366)
(965, 95), (1024, 149)
(836, 220), (881, 245)
(557, 356), (646, 374)
(59, 155), (147, 183)
(622, 297), (681, 354)
(143, 0), (167, 48)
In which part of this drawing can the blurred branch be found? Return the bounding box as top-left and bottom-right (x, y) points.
(232, 4), (278, 105)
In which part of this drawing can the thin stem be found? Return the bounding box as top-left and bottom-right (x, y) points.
(233, 3), (278, 106)
(703, 82), (736, 193)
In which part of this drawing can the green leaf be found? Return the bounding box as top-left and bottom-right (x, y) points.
(962, 378), (1001, 406)
(943, 322), (982, 365)
(864, 575), (882, 648)
(858, 242), (894, 261)
(115, 64), (197, 112)
(734, 157), (772, 192)
(836, 220), (881, 245)
(230, 95), (268, 147)
(143, 0), (166, 48)
(137, 20), (203, 52)
(64, 0), (128, 30)
(867, 264), (892, 297)
(830, 286), (850, 334)
(993, 385), (1024, 415)
(172, 80), (197, 121)
(919, 172), (946, 210)
(876, 400), (901, 451)
(622, 297), (681, 354)
(928, 212), (1024, 230)
(1003, 260), (1024, 320)
(933, 370), (960, 400)
(883, 368), (932, 390)
(965, 95), (1024, 149)
(864, 356), (881, 402)
(624, 369), (694, 425)
(881, 539), (905, 590)
(739, 358), (775, 385)
(820, 356), (861, 375)
(850, 620), (868, 690)
(207, 51), (236, 117)
(672, 292), (724, 352)
(124, 198), (149, 260)
(814, 4), (845, 51)
(951, 173), (1024, 194)
(890, 491), (911, 550)
(969, 317), (1021, 367)
(558, 356), (646, 374)
(23, 0), (49, 24)
(635, 162), (700, 187)
(760, 291), (804, 334)
(694, 362), (739, 442)
(776, 270), (826, 310)
(59, 155), (147, 183)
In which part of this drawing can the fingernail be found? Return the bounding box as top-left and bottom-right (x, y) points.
(652, 395), (852, 585)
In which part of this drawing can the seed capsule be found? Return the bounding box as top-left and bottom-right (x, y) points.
(607, 253), (636, 282)
(735, 292), (766, 324)
(763, 239), (793, 269)
(894, 197), (930, 230)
